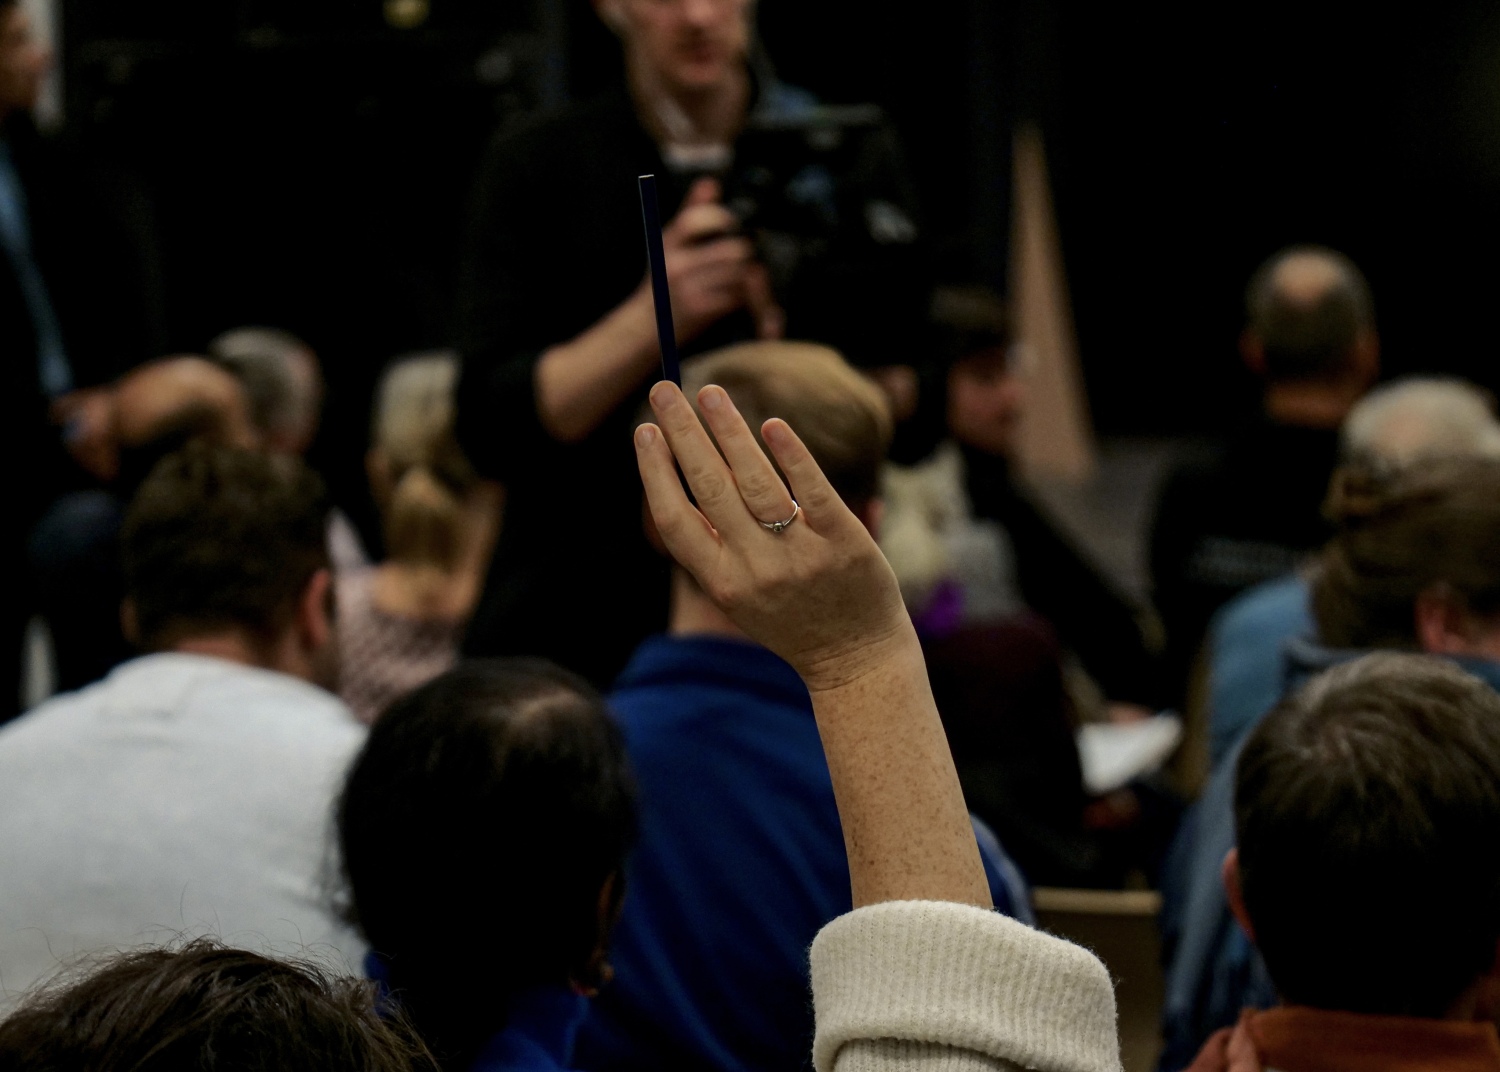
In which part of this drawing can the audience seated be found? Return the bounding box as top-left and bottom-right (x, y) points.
(1204, 376), (1500, 765)
(0, 444), (364, 1011)
(881, 286), (1171, 885)
(575, 342), (1029, 1072)
(207, 326), (375, 574)
(338, 659), (635, 1070)
(26, 356), (258, 697)
(336, 353), (501, 723)
(632, 375), (1120, 1072)
(0, 374), (1126, 1072)
(885, 284), (1163, 710)
(1186, 654), (1500, 1072)
(1150, 246), (1379, 706)
(1161, 455), (1500, 1067)
(0, 941), (437, 1071)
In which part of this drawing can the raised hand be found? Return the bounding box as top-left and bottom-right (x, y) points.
(634, 379), (991, 909)
(634, 380), (908, 692)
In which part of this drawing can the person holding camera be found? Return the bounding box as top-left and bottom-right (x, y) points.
(454, 0), (922, 686)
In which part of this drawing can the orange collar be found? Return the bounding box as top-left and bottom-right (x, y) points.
(1250, 1007), (1500, 1072)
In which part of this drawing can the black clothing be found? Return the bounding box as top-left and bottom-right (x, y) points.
(1, 115), (162, 718)
(455, 87), (923, 687)
(1148, 418), (1342, 705)
(961, 445), (1163, 707)
(453, 92), (677, 688)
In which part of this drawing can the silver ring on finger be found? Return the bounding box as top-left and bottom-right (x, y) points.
(759, 501), (800, 534)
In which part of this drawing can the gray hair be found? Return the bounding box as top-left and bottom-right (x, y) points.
(1341, 376), (1500, 474)
(207, 327), (323, 452)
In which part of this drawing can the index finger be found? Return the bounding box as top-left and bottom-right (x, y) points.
(648, 381), (757, 536)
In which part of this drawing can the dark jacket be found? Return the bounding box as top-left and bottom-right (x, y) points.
(453, 83), (924, 688)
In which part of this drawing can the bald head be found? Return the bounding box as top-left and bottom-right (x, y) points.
(1245, 246), (1375, 384)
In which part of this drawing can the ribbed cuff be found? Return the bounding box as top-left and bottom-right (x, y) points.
(810, 900), (1121, 1072)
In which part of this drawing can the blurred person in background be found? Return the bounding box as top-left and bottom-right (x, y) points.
(25, 356), (257, 699)
(455, 0), (923, 688)
(1150, 245), (1379, 709)
(1188, 655), (1500, 1072)
(0, 942), (437, 1072)
(338, 353), (502, 724)
(880, 285), (1170, 885)
(575, 343), (1027, 1072)
(1161, 456), (1500, 1067)
(208, 325), (370, 572)
(0, 0), (163, 716)
(338, 660), (635, 1071)
(1201, 376), (1500, 767)
(0, 445), (364, 1010)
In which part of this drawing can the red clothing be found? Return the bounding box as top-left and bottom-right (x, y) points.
(1187, 1008), (1500, 1072)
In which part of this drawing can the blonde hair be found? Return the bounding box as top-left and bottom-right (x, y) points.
(371, 352), (477, 571)
(679, 341), (892, 507)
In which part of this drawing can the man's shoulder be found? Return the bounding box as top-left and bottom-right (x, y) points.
(0, 655), (361, 755)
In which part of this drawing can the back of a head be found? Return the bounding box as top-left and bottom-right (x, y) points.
(1340, 377), (1500, 475)
(0, 941), (435, 1072)
(337, 659), (635, 1066)
(208, 327), (323, 454)
(370, 352), (479, 572)
(121, 444), (330, 652)
(1313, 457), (1500, 649)
(1245, 245), (1374, 383)
(679, 341), (892, 510)
(1235, 653), (1500, 1017)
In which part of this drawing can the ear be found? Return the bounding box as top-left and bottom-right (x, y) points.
(1415, 585), (1473, 655)
(1222, 848), (1256, 943)
(298, 568), (335, 654)
(573, 871), (625, 997)
(1239, 330), (1266, 377)
(1349, 329), (1381, 388)
(120, 598), (140, 646)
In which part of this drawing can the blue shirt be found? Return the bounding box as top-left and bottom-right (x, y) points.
(576, 634), (1027, 1072)
(365, 952), (588, 1072)
(1205, 574), (1313, 766)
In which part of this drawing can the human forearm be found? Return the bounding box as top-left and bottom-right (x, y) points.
(809, 627), (991, 910)
(534, 290), (660, 443)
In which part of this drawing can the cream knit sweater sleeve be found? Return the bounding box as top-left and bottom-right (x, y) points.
(810, 900), (1122, 1072)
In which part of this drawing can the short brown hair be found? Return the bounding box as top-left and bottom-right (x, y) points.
(122, 444), (330, 651)
(1313, 458), (1500, 649)
(680, 341), (892, 508)
(1236, 653), (1500, 1017)
(0, 941), (436, 1071)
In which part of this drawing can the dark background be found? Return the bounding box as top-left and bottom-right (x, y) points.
(55, 0), (1500, 527)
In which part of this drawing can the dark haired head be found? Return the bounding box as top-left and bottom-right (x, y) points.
(1245, 245), (1374, 383)
(338, 659), (636, 1066)
(1235, 653), (1500, 1017)
(121, 444), (330, 652)
(0, 941), (436, 1072)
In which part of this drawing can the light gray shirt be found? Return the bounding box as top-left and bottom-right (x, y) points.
(0, 653), (366, 1010)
